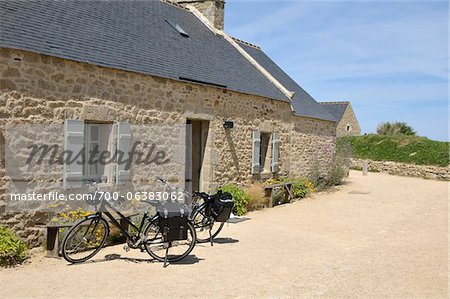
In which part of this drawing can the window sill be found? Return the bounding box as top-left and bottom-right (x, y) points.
(259, 172), (272, 180)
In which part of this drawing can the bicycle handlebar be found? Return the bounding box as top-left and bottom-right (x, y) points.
(192, 191), (209, 200)
(155, 177), (191, 197)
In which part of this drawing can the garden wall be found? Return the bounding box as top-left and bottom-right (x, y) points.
(351, 158), (450, 181)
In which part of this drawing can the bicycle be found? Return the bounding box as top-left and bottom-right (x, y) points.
(61, 180), (196, 266)
(190, 191), (225, 245)
(145, 178), (233, 246)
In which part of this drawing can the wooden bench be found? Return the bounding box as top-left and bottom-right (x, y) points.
(264, 182), (295, 207)
(38, 213), (139, 258)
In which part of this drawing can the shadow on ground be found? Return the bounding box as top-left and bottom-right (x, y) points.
(212, 237), (239, 244)
(67, 254), (203, 266)
(227, 217), (251, 224)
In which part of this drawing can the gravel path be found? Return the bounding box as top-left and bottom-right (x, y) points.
(0, 171), (448, 298)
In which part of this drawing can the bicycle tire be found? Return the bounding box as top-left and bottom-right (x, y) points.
(61, 216), (109, 263)
(192, 207), (224, 243)
(143, 218), (196, 263)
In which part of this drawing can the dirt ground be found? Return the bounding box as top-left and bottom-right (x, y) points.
(0, 171), (448, 298)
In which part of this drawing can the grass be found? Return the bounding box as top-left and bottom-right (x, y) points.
(338, 134), (449, 167)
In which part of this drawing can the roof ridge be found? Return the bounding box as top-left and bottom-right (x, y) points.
(231, 37), (261, 50)
(319, 101), (350, 105)
(160, 0), (190, 11)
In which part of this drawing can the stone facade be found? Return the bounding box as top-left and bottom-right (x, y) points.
(336, 103), (360, 137)
(351, 158), (450, 181)
(0, 47), (336, 247)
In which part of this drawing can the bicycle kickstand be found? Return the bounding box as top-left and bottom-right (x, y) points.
(163, 245), (170, 268)
(209, 228), (213, 247)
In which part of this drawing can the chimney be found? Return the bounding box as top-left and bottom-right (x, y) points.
(175, 0), (225, 30)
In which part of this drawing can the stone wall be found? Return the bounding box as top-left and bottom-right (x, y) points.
(351, 158), (450, 181)
(0, 47), (336, 246)
(337, 104), (360, 137)
(175, 0), (225, 30)
(290, 117), (336, 177)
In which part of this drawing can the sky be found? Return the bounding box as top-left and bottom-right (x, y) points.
(224, 0), (449, 141)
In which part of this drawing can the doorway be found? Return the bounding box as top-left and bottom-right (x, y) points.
(185, 119), (209, 193)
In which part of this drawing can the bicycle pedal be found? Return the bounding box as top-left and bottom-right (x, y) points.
(123, 244), (130, 252)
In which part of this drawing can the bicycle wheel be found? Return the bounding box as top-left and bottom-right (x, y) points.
(61, 216), (109, 263)
(143, 218), (196, 263)
(192, 207), (224, 243)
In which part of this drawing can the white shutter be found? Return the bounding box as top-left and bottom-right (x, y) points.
(185, 123), (192, 193)
(63, 119), (84, 190)
(116, 122), (131, 185)
(271, 132), (280, 173)
(251, 130), (261, 174)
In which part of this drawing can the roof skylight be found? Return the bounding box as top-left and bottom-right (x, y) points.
(166, 20), (189, 37)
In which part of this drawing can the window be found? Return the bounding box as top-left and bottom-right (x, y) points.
(64, 120), (120, 189)
(83, 123), (113, 183)
(259, 133), (271, 173)
(252, 130), (280, 175)
(346, 124), (351, 132)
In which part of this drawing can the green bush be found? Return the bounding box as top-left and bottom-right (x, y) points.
(0, 226), (28, 267)
(219, 183), (251, 216)
(291, 179), (311, 198)
(377, 121), (416, 135)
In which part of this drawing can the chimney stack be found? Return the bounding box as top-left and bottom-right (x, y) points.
(175, 0), (225, 30)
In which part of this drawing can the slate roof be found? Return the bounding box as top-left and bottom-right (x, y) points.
(236, 41), (335, 121)
(0, 0), (334, 121)
(318, 102), (349, 122)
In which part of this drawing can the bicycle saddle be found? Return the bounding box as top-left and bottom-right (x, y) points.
(141, 200), (161, 206)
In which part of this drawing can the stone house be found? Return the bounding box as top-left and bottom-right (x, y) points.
(0, 0), (336, 246)
(319, 101), (361, 137)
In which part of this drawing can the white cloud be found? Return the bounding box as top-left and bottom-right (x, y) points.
(226, 0), (449, 140)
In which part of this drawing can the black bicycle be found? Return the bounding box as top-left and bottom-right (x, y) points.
(61, 180), (196, 265)
(190, 190), (233, 245)
(152, 179), (234, 245)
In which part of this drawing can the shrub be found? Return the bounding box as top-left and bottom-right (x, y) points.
(291, 179), (314, 199)
(0, 226), (28, 267)
(377, 121), (416, 136)
(327, 141), (352, 186)
(219, 183), (251, 216)
(245, 183), (268, 211)
(307, 160), (328, 190)
(308, 142), (351, 190)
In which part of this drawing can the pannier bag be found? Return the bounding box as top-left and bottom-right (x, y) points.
(157, 203), (189, 242)
(209, 191), (234, 222)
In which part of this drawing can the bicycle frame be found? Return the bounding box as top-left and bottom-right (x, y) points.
(93, 199), (156, 243)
